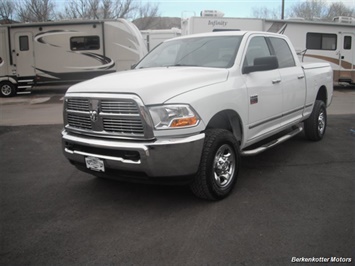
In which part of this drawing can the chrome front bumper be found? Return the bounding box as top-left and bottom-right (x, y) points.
(62, 130), (205, 178)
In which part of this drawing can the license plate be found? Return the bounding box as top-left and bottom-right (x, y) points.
(85, 156), (105, 172)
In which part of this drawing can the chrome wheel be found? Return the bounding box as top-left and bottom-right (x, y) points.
(213, 144), (236, 188)
(318, 111), (325, 135)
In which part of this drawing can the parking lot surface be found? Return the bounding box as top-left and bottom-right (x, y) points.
(1, 87), (354, 265)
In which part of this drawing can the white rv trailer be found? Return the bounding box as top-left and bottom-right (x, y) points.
(141, 28), (181, 51)
(181, 14), (355, 85)
(0, 19), (147, 97)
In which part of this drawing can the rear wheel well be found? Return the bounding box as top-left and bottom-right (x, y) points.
(206, 110), (243, 145)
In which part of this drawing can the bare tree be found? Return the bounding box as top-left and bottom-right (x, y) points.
(0, 0), (15, 20)
(252, 0), (354, 21)
(101, 0), (137, 19)
(133, 2), (160, 30)
(59, 0), (153, 20)
(252, 6), (280, 19)
(324, 2), (354, 20)
(289, 0), (328, 20)
(16, 0), (56, 22)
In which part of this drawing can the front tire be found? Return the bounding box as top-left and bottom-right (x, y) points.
(304, 100), (327, 141)
(0, 81), (17, 97)
(190, 129), (240, 201)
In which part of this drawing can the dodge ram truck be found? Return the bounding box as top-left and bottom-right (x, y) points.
(61, 31), (333, 200)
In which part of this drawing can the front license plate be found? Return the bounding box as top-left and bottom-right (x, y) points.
(85, 156), (105, 172)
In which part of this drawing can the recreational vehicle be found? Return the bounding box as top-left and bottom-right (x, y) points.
(141, 28), (181, 51)
(0, 19), (147, 97)
(181, 13), (355, 85)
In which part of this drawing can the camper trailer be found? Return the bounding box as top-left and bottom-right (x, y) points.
(181, 13), (355, 86)
(0, 19), (147, 97)
(141, 28), (181, 51)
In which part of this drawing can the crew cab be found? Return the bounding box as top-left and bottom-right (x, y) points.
(61, 31), (333, 200)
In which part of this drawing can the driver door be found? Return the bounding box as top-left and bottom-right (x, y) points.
(242, 35), (282, 143)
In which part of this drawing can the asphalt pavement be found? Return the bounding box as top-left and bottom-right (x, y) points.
(1, 116), (354, 265)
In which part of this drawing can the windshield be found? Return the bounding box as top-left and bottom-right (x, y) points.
(136, 36), (243, 69)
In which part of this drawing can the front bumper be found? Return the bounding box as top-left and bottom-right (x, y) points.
(62, 130), (205, 181)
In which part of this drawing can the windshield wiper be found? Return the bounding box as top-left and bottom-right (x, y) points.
(166, 64), (200, 67)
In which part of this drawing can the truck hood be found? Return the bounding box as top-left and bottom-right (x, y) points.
(67, 67), (229, 105)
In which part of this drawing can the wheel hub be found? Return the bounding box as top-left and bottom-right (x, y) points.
(213, 144), (236, 188)
(318, 111), (325, 135)
(1, 84), (12, 96)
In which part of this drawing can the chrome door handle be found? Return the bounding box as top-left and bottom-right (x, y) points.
(272, 79), (281, 84)
(298, 75), (305, 79)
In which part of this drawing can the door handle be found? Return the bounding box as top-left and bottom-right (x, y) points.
(272, 79), (281, 84)
(298, 75), (305, 79)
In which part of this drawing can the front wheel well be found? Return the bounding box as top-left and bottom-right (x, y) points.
(205, 110), (243, 144)
(316, 86), (327, 104)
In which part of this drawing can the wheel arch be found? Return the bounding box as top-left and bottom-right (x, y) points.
(205, 110), (243, 145)
(316, 85), (327, 105)
(0, 76), (17, 85)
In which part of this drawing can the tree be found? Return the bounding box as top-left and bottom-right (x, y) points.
(0, 0), (15, 20)
(289, 0), (328, 20)
(132, 2), (160, 29)
(16, 0), (56, 22)
(58, 0), (158, 20)
(324, 2), (354, 20)
(252, 0), (354, 21)
(252, 6), (280, 19)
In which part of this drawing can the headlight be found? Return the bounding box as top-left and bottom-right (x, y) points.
(149, 105), (200, 130)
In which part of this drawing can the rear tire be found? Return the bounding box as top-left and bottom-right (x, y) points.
(304, 100), (327, 141)
(0, 81), (16, 97)
(190, 129), (240, 201)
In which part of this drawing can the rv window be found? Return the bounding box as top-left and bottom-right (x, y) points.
(70, 36), (100, 51)
(19, 36), (29, 51)
(344, 36), (352, 50)
(269, 37), (295, 68)
(306, 33), (337, 50)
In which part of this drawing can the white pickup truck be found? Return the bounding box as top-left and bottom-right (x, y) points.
(61, 31), (333, 200)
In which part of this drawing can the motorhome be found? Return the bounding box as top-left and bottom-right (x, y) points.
(181, 13), (355, 85)
(0, 19), (147, 97)
(141, 28), (181, 51)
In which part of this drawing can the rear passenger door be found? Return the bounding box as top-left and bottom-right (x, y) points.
(269, 37), (306, 127)
(242, 35), (283, 143)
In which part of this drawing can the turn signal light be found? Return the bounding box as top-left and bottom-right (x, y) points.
(170, 117), (198, 128)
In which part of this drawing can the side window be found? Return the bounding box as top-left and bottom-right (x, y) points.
(344, 36), (352, 50)
(269, 37), (295, 68)
(70, 36), (100, 51)
(244, 37), (271, 67)
(19, 36), (29, 51)
(306, 33), (337, 50)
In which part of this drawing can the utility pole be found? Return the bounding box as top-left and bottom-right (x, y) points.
(281, 0), (285, 19)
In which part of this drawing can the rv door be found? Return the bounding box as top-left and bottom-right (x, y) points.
(14, 32), (35, 77)
(339, 32), (355, 84)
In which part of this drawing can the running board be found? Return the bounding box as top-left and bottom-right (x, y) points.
(241, 125), (303, 156)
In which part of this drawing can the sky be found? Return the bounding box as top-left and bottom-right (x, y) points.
(139, 0), (355, 18)
(55, 0), (355, 19)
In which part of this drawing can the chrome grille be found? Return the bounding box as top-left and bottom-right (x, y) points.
(67, 114), (92, 130)
(101, 100), (139, 114)
(65, 95), (151, 139)
(67, 98), (90, 112)
(103, 117), (144, 134)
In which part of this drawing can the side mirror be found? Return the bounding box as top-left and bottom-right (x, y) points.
(243, 56), (279, 74)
